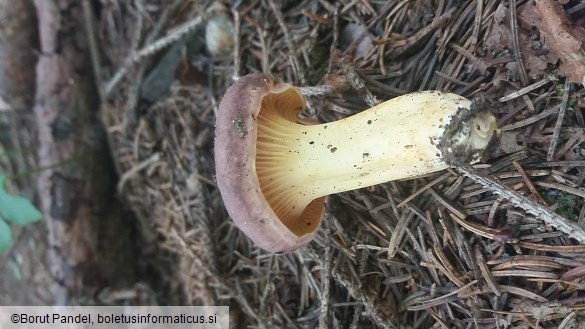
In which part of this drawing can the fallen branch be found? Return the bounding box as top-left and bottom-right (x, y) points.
(455, 165), (585, 244)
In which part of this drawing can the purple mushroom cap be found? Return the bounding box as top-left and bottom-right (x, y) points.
(214, 74), (324, 253)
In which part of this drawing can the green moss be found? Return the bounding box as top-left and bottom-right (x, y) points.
(307, 63), (327, 86)
(544, 191), (578, 221)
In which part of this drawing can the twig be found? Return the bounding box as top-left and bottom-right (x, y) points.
(349, 303), (363, 329)
(167, 229), (259, 320)
(343, 64), (379, 106)
(81, 0), (103, 101)
(553, 130), (584, 160)
(258, 256), (275, 321)
(455, 165), (585, 244)
(407, 280), (478, 311)
(474, 246), (501, 296)
(431, 244), (466, 287)
(547, 79), (571, 161)
(428, 188), (467, 219)
(529, 160), (585, 168)
(298, 85), (335, 96)
(509, 0), (529, 85)
(267, 0), (306, 84)
(450, 44), (487, 72)
(499, 78), (552, 102)
(512, 160), (547, 205)
(470, 0), (483, 50)
(487, 196), (503, 227)
(327, 3), (340, 74)
(382, 8), (455, 59)
(232, 8), (241, 80)
(500, 105), (560, 131)
(273, 302), (301, 329)
(301, 246), (400, 329)
(117, 152), (161, 192)
(449, 211), (518, 244)
(318, 214), (332, 329)
(104, 13), (210, 96)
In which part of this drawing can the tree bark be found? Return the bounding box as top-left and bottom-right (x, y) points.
(0, 0), (37, 111)
(0, 0), (38, 182)
(33, 0), (136, 303)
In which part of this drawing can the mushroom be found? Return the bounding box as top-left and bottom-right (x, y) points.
(214, 73), (498, 253)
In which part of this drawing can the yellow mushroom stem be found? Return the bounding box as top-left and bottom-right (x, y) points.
(256, 90), (497, 233)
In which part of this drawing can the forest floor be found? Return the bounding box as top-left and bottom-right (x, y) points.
(2, 1), (585, 328)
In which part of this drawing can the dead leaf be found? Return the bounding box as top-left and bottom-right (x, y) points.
(486, 3), (550, 79)
(521, 0), (585, 84)
(499, 131), (524, 153)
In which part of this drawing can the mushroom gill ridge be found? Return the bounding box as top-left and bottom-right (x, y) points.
(256, 88), (324, 235)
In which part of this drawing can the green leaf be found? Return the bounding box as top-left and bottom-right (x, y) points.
(0, 175), (42, 225)
(0, 217), (13, 253)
